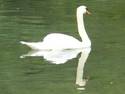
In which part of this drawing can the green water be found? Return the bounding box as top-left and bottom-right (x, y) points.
(0, 0), (125, 94)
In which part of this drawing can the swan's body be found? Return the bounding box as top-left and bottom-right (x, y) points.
(20, 5), (91, 50)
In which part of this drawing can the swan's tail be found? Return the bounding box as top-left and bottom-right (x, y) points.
(20, 41), (28, 45)
(20, 41), (43, 50)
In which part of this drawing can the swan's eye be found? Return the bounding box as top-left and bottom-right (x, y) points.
(85, 8), (91, 15)
(86, 8), (88, 11)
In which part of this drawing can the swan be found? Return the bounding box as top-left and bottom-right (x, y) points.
(20, 5), (91, 50)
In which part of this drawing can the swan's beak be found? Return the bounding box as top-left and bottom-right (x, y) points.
(86, 10), (91, 15)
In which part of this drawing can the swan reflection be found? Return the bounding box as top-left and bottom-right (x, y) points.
(20, 48), (91, 90)
(76, 48), (91, 90)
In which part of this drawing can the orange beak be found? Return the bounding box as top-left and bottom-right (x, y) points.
(86, 10), (91, 15)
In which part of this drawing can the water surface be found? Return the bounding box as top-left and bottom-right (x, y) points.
(0, 0), (125, 94)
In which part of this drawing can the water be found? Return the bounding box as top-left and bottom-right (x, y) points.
(0, 0), (125, 94)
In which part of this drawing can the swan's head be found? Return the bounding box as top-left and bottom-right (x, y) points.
(77, 5), (91, 15)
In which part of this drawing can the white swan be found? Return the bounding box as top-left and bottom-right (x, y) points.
(20, 5), (91, 50)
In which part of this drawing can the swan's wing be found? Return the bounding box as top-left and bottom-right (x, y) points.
(43, 33), (81, 44)
(42, 33), (82, 49)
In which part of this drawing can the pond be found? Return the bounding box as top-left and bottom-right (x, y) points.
(0, 0), (125, 94)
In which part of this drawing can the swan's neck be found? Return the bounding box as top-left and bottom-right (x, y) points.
(77, 12), (91, 47)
